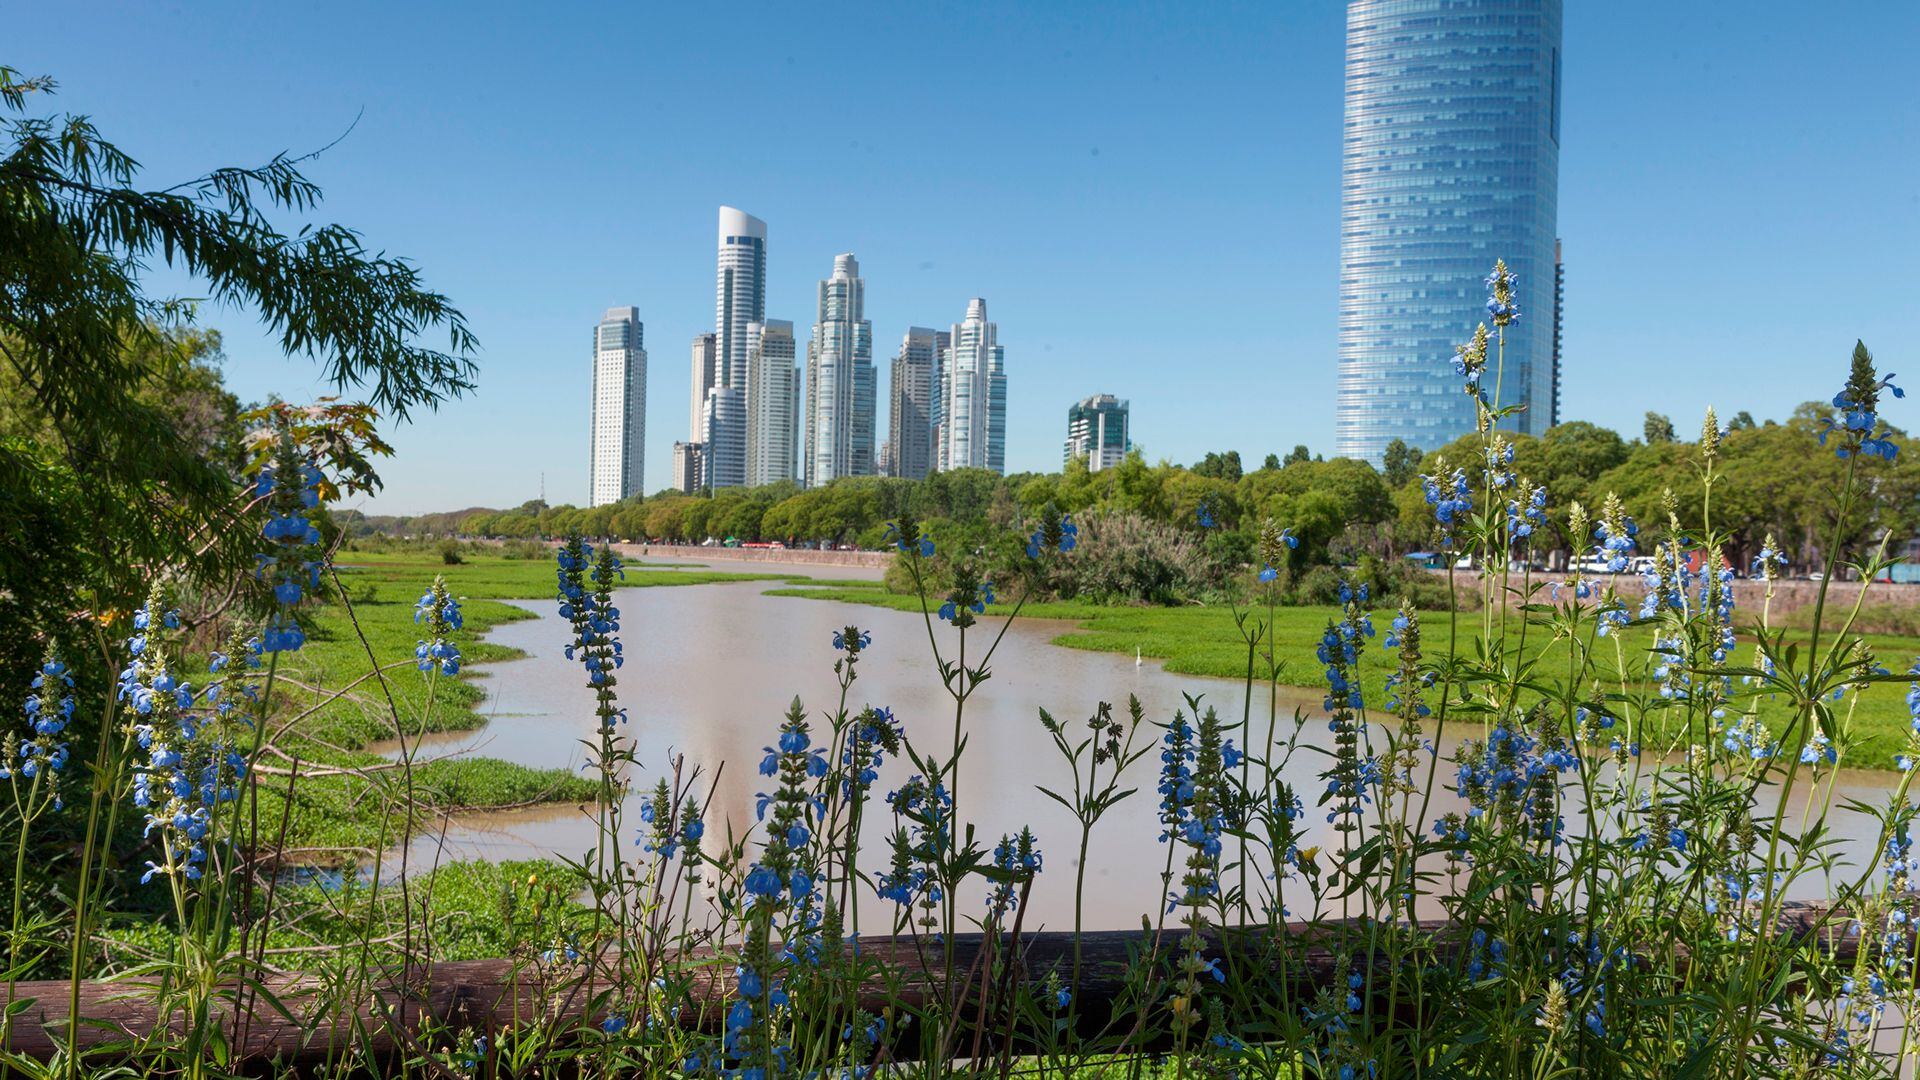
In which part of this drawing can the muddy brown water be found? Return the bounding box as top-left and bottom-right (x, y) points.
(375, 577), (1905, 931)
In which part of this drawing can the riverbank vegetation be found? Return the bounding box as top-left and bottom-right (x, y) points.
(366, 402), (1920, 610)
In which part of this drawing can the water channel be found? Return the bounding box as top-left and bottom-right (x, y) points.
(378, 566), (1903, 931)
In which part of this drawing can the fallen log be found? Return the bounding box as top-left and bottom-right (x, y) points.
(0, 900), (1871, 1065)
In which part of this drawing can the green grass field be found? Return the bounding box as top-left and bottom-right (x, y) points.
(763, 579), (1920, 771)
(253, 551), (834, 853)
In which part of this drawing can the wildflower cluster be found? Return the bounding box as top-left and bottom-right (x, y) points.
(254, 436), (327, 653)
(985, 827), (1042, 919)
(1257, 517), (1298, 582)
(1819, 343), (1901, 461)
(6, 651), (73, 795)
(1319, 581), (1375, 829)
(1485, 259), (1520, 327)
(1025, 508), (1078, 558)
(124, 588), (249, 885)
(556, 535), (626, 729)
(1453, 323), (1490, 395)
(1422, 462), (1472, 540)
(413, 575), (463, 676)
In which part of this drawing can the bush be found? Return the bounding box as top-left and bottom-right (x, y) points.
(438, 539), (464, 565)
(1061, 510), (1227, 604)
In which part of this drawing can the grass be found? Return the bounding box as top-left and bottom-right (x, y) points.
(249, 551), (839, 855)
(766, 578), (1920, 771)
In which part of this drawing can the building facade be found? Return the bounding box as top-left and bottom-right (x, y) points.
(1336, 0), (1563, 463)
(705, 206), (766, 489)
(671, 441), (705, 495)
(588, 306), (646, 506)
(802, 253), (876, 486)
(688, 332), (716, 443)
(886, 327), (943, 480)
(746, 319), (799, 487)
(936, 298), (1006, 474)
(1065, 393), (1130, 471)
(700, 386), (746, 491)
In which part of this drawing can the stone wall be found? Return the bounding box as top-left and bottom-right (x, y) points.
(1469, 569), (1918, 617)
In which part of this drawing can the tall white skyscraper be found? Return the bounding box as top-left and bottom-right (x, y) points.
(886, 327), (942, 480)
(708, 207), (766, 489)
(689, 332), (716, 440)
(588, 306), (647, 506)
(803, 253), (876, 486)
(936, 298), (1005, 474)
(746, 320), (799, 487)
(715, 207), (767, 390)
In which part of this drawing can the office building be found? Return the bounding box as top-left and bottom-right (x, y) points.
(1336, 0), (1562, 462)
(588, 306), (646, 507)
(1066, 394), (1130, 471)
(706, 207), (766, 488)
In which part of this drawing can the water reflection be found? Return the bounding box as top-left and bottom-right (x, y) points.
(380, 580), (1905, 930)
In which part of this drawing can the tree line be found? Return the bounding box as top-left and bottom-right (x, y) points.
(349, 404), (1920, 577)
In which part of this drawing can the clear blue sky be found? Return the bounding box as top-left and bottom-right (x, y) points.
(13, 2), (1919, 514)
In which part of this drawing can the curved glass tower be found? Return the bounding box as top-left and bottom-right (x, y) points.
(1338, 0), (1562, 463)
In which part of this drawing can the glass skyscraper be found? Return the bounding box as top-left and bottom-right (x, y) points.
(1337, 0), (1563, 464)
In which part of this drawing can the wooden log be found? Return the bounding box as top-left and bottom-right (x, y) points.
(0, 901), (1869, 1065)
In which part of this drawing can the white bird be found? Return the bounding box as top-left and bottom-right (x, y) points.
(1136, 646), (1142, 667)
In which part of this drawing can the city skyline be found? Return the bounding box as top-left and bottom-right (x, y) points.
(17, 2), (1915, 513)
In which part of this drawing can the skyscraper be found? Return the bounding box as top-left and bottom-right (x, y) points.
(715, 207), (767, 390)
(1336, 0), (1562, 463)
(689, 332), (716, 441)
(1551, 238), (1564, 427)
(886, 327), (943, 481)
(936, 299), (1006, 474)
(671, 441), (704, 495)
(802, 253), (876, 486)
(708, 207), (766, 489)
(1065, 394), (1130, 471)
(746, 319), (799, 487)
(700, 386), (746, 491)
(588, 306), (646, 507)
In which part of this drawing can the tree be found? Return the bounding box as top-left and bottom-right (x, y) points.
(1283, 444), (1311, 467)
(1380, 438), (1421, 489)
(0, 67), (474, 695)
(1262, 453), (1281, 471)
(1192, 450), (1242, 482)
(1644, 412), (1676, 444)
(1728, 410), (1757, 431)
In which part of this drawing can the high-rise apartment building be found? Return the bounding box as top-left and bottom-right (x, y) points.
(689, 332), (716, 441)
(935, 299), (1005, 474)
(1336, 0), (1563, 463)
(1065, 394), (1130, 471)
(715, 207), (767, 390)
(588, 306), (646, 507)
(746, 320), (799, 487)
(802, 253), (876, 486)
(886, 327), (943, 481)
(671, 441), (705, 495)
(700, 386), (746, 490)
(707, 207), (766, 489)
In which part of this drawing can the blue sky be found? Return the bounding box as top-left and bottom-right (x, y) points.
(13, 2), (1919, 513)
